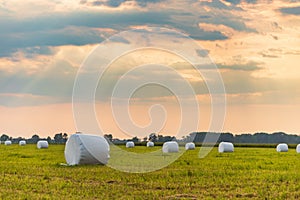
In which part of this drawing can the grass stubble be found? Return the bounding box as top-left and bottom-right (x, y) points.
(0, 144), (299, 199)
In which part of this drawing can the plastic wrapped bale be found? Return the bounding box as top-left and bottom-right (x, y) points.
(218, 142), (234, 153)
(162, 141), (179, 153)
(297, 144), (300, 153)
(19, 140), (26, 146)
(37, 140), (49, 149)
(146, 141), (154, 147)
(5, 141), (12, 145)
(64, 134), (110, 165)
(185, 142), (195, 150)
(276, 143), (288, 152)
(126, 141), (135, 148)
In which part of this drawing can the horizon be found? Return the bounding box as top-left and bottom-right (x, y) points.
(1, 130), (300, 141)
(1, 0), (300, 139)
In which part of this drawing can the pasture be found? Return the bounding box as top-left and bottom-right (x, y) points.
(0, 144), (300, 199)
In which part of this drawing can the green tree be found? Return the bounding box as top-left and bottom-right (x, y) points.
(104, 134), (113, 142)
(0, 134), (9, 141)
(31, 134), (40, 143)
(62, 133), (68, 142)
(54, 133), (63, 144)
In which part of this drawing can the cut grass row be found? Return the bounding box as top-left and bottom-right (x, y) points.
(0, 144), (300, 199)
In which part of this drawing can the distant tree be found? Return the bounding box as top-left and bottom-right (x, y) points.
(54, 133), (63, 144)
(131, 136), (140, 143)
(31, 134), (40, 143)
(47, 136), (52, 143)
(157, 135), (176, 142)
(148, 133), (158, 142)
(0, 134), (9, 141)
(104, 134), (113, 142)
(62, 133), (68, 142)
(143, 137), (148, 142)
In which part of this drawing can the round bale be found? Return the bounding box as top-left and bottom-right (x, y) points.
(146, 141), (154, 147)
(276, 143), (288, 152)
(126, 141), (135, 148)
(19, 140), (26, 146)
(296, 144), (300, 153)
(5, 140), (12, 145)
(218, 142), (234, 153)
(162, 141), (179, 153)
(185, 142), (195, 150)
(37, 140), (49, 149)
(64, 133), (110, 165)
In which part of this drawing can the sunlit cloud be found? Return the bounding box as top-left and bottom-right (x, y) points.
(0, 0), (300, 137)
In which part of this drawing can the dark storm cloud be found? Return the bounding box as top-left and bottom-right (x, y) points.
(0, 9), (233, 57)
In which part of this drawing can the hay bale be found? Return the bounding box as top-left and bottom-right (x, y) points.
(146, 141), (154, 147)
(37, 140), (49, 149)
(185, 142), (195, 150)
(296, 144), (300, 153)
(276, 143), (288, 152)
(162, 141), (179, 153)
(218, 142), (234, 153)
(19, 140), (26, 146)
(5, 141), (12, 145)
(64, 133), (110, 165)
(126, 141), (135, 148)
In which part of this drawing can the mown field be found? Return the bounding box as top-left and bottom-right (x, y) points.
(1, 144), (300, 199)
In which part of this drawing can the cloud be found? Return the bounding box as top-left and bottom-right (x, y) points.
(223, 0), (257, 5)
(280, 6), (300, 15)
(217, 62), (263, 71)
(0, 0), (263, 59)
(0, 59), (77, 106)
(82, 0), (165, 7)
(0, 93), (69, 107)
(0, 24), (104, 57)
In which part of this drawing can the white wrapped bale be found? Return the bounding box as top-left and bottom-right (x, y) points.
(37, 140), (49, 149)
(162, 141), (179, 153)
(296, 144), (300, 153)
(64, 134), (110, 165)
(218, 142), (234, 153)
(276, 143), (288, 152)
(146, 141), (154, 147)
(126, 141), (135, 148)
(185, 142), (195, 150)
(5, 141), (12, 145)
(19, 140), (26, 146)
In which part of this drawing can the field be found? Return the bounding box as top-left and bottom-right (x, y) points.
(1, 144), (300, 199)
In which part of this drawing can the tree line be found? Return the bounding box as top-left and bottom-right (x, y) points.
(106, 132), (300, 144)
(1, 131), (300, 144)
(0, 133), (68, 144)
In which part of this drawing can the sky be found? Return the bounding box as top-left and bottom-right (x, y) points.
(0, 0), (300, 139)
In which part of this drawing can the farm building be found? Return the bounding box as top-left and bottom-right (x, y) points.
(64, 133), (110, 165)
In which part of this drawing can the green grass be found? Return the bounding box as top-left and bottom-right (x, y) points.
(0, 144), (300, 199)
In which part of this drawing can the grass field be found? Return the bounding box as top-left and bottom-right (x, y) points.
(1, 144), (300, 199)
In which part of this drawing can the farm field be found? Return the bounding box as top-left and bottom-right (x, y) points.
(1, 144), (300, 199)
